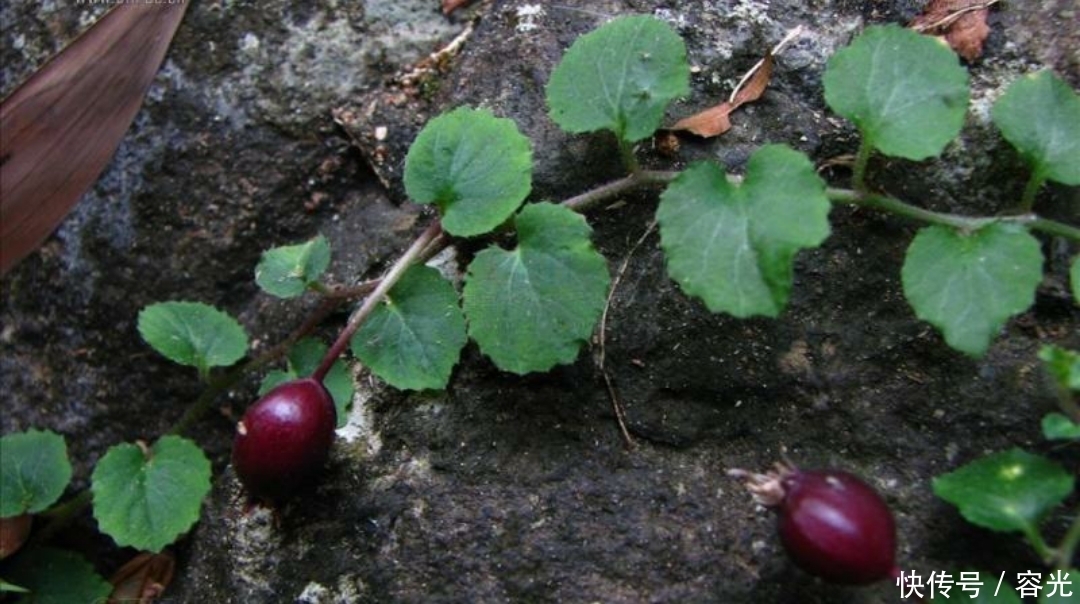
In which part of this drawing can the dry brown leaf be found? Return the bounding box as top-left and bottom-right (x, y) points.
(0, 3), (189, 275)
(671, 54), (774, 138)
(910, 0), (997, 61)
(442, 0), (474, 14)
(0, 515), (31, 560)
(108, 551), (175, 604)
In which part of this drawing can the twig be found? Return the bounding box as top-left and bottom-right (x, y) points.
(596, 220), (657, 449)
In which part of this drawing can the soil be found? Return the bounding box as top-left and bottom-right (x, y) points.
(1, 1), (1077, 603)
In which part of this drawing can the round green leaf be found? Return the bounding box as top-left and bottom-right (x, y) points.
(546, 15), (690, 143)
(91, 436), (212, 552)
(992, 71), (1080, 185)
(932, 448), (1074, 534)
(3, 548), (111, 604)
(352, 265), (466, 391)
(255, 235), (331, 298)
(464, 203), (610, 374)
(902, 223), (1042, 357)
(137, 301), (249, 373)
(657, 145), (831, 317)
(0, 430), (71, 517)
(404, 107), (532, 237)
(824, 24), (969, 160)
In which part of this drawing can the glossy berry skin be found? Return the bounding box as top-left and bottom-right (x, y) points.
(232, 378), (336, 500)
(777, 470), (898, 585)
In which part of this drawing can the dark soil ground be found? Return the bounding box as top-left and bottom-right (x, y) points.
(2, 1), (1077, 602)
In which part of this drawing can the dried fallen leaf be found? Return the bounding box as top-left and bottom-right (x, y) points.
(671, 54), (774, 137)
(910, 0), (998, 61)
(442, 0), (474, 14)
(108, 551), (175, 604)
(0, 515), (31, 560)
(0, 3), (189, 275)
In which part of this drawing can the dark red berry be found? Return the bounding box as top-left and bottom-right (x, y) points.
(730, 463), (899, 586)
(232, 378), (336, 500)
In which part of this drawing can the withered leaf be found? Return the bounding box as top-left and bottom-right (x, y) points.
(910, 0), (997, 62)
(0, 3), (189, 275)
(671, 53), (775, 138)
(442, 0), (474, 14)
(108, 552), (175, 604)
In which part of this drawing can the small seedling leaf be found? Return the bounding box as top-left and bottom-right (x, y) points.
(824, 24), (969, 160)
(932, 448), (1074, 534)
(902, 223), (1042, 357)
(0, 579), (29, 593)
(3, 548), (111, 604)
(0, 430), (72, 517)
(464, 203), (610, 374)
(255, 235), (331, 298)
(352, 265), (467, 390)
(547, 15), (690, 143)
(91, 436), (211, 552)
(259, 337), (354, 427)
(404, 107), (532, 237)
(657, 145), (831, 317)
(992, 71), (1080, 186)
(137, 301), (248, 374)
(1038, 345), (1080, 392)
(1042, 413), (1080, 441)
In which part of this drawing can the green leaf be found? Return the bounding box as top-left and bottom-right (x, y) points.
(404, 107), (532, 237)
(992, 71), (1080, 186)
(255, 235), (331, 298)
(1042, 413), (1080, 441)
(259, 338), (354, 427)
(91, 436), (212, 552)
(546, 14), (690, 143)
(932, 448), (1074, 534)
(1039, 345), (1080, 392)
(824, 24), (969, 160)
(352, 265), (467, 390)
(137, 301), (248, 374)
(0, 430), (71, 517)
(464, 203), (610, 374)
(3, 548), (111, 604)
(901, 223), (1043, 357)
(656, 145), (831, 317)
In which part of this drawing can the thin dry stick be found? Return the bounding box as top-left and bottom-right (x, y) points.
(597, 219), (658, 449)
(727, 25), (804, 105)
(911, 0), (1000, 33)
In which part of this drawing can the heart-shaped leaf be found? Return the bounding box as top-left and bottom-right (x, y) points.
(546, 15), (690, 143)
(404, 107), (532, 237)
(902, 223), (1043, 357)
(824, 24), (969, 160)
(91, 436), (211, 552)
(3, 548), (111, 604)
(0, 430), (71, 517)
(657, 145), (831, 317)
(464, 203), (610, 374)
(352, 265), (467, 390)
(992, 70), (1080, 186)
(137, 302), (248, 376)
(933, 448), (1073, 534)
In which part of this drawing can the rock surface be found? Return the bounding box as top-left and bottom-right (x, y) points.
(1, 1), (1077, 603)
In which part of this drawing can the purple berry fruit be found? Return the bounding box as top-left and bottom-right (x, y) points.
(232, 378), (336, 500)
(730, 463), (899, 585)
